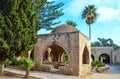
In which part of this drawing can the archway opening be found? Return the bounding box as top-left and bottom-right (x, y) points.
(99, 54), (110, 64)
(30, 50), (34, 60)
(91, 54), (94, 61)
(42, 44), (69, 69)
(83, 46), (89, 64)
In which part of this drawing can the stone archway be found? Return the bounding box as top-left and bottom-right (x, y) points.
(82, 46), (90, 64)
(42, 44), (70, 69)
(91, 54), (94, 61)
(99, 54), (110, 64)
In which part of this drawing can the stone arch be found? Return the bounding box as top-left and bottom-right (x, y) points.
(91, 54), (94, 60)
(82, 46), (90, 64)
(42, 44), (70, 69)
(30, 49), (34, 60)
(99, 54), (110, 64)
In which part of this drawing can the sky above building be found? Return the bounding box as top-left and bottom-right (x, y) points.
(38, 0), (120, 45)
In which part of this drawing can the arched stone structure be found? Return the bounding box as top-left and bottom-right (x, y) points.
(91, 47), (113, 64)
(91, 54), (94, 60)
(113, 48), (120, 64)
(83, 46), (90, 64)
(99, 54), (110, 64)
(34, 24), (91, 77)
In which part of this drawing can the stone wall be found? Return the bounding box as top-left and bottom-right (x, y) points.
(114, 48), (120, 64)
(91, 47), (114, 64)
(34, 31), (91, 77)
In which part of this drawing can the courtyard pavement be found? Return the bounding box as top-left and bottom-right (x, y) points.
(4, 65), (120, 79)
(4, 68), (82, 79)
(84, 65), (120, 79)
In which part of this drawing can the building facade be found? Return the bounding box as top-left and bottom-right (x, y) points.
(34, 24), (91, 77)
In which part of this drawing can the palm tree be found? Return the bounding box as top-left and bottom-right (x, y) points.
(82, 5), (98, 39)
(66, 20), (77, 27)
(22, 58), (34, 78)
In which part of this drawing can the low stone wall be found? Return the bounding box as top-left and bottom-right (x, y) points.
(39, 64), (54, 72)
(96, 66), (110, 73)
(59, 66), (74, 75)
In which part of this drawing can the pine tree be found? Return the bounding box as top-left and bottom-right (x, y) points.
(34, 0), (64, 30)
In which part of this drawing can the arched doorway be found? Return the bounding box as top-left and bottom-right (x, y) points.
(83, 46), (89, 64)
(91, 54), (94, 61)
(42, 44), (69, 69)
(99, 54), (110, 64)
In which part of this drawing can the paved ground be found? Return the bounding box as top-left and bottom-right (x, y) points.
(4, 68), (82, 79)
(84, 65), (120, 79)
(4, 65), (120, 79)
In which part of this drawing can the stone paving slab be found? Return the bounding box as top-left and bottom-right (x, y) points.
(4, 68), (82, 79)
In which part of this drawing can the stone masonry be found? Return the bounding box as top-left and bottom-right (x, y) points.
(34, 24), (91, 77)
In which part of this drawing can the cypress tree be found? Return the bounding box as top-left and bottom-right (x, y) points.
(0, 0), (37, 75)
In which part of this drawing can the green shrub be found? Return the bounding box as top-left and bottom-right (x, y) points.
(91, 60), (105, 68)
(4, 59), (11, 67)
(22, 58), (34, 70)
(11, 57), (23, 66)
(64, 52), (69, 63)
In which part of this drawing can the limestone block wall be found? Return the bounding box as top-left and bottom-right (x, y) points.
(79, 32), (91, 77)
(34, 31), (80, 76)
(114, 48), (120, 64)
(91, 47), (114, 64)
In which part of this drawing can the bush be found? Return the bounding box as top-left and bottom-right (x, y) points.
(11, 57), (23, 66)
(4, 59), (11, 67)
(91, 60), (105, 68)
(64, 52), (69, 63)
(22, 58), (34, 70)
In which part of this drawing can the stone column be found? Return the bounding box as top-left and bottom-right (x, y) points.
(47, 48), (52, 62)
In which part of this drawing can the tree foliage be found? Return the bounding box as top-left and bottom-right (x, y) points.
(0, 0), (64, 62)
(81, 5), (98, 39)
(0, 0), (38, 62)
(66, 20), (77, 27)
(34, 0), (64, 30)
(91, 38), (120, 49)
(0, 0), (64, 76)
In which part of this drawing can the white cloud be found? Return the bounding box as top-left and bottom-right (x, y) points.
(64, 0), (120, 22)
(64, 0), (92, 16)
(97, 7), (120, 22)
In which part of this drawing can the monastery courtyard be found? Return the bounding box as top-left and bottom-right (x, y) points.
(3, 65), (120, 79)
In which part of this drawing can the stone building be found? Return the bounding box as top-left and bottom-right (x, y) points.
(113, 48), (120, 64)
(34, 24), (91, 77)
(91, 47), (120, 64)
(91, 47), (114, 64)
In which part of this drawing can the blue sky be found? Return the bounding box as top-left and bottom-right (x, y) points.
(38, 0), (120, 45)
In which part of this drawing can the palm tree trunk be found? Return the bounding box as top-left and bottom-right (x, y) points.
(0, 61), (4, 76)
(25, 68), (29, 78)
(89, 24), (91, 39)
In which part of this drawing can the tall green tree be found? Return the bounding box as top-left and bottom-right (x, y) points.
(0, 0), (64, 76)
(34, 0), (64, 30)
(0, 0), (37, 75)
(66, 20), (77, 27)
(82, 5), (98, 39)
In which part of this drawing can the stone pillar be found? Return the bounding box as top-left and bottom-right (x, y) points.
(47, 48), (52, 62)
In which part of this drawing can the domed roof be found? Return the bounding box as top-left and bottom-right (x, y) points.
(51, 24), (79, 33)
